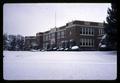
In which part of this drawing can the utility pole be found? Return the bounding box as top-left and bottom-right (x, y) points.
(55, 10), (56, 28)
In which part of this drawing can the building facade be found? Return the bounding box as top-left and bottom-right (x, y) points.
(24, 36), (37, 50)
(43, 28), (57, 50)
(36, 32), (43, 50)
(25, 20), (104, 51)
(42, 20), (104, 51)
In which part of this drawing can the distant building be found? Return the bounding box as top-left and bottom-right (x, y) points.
(24, 36), (37, 50)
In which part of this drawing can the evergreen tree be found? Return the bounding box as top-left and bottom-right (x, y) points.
(103, 2), (117, 50)
(3, 33), (8, 50)
(19, 38), (24, 51)
(16, 35), (25, 51)
(10, 37), (16, 50)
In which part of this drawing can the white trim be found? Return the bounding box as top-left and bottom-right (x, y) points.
(88, 28), (89, 35)
(90, 28), (92, 35)
(66, 24), (104, 29)
(85, 28), (86, 35)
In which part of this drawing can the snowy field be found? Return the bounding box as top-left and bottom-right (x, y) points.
(3, 51), (117, 80)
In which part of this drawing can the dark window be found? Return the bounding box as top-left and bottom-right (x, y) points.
(92, 31), (93, 35)
(83, 42), (85, 45)
(80, 28), (82, 34)
(86, 39), (88, 45)
(86, 28), (88, 34)
(83, 28), (85, 34)
(89, 29), (91, 34)
(80, 42), (82, 45)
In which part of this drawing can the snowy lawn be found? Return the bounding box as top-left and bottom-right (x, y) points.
(3, 51), (117, 80)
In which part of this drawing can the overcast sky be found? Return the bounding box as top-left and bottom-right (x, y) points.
(3, 3), (111, 36)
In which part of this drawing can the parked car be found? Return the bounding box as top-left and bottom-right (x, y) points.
(53, 47), (58, 51)
(57, 47), (64, 51)
(99, 44), (108, 51)
(41, 49), (45, 52)
(64, 48), (69, 51)
(47, 48), (53, 51)
(30, 49), (38, 52)
(71, 46), (79, 51)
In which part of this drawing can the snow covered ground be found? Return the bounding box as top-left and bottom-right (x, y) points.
(3, 51), (117, 80)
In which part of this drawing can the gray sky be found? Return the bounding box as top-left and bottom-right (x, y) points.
(3, 3), (111, 36)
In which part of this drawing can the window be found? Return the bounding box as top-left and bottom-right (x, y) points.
(80, 28), (82, 34)
(92, 39), (94, 46)
(83, 28), (85, 34)
(86, 28), (88, 34)
(80, 27), (94, 35)
(88, 39), (90, 46)
(84, 28), (86, 34)
(88, 28), (90, 33)
(83, 42), (85, 45)
(46, 35), (48, 41)
(43, 36), (45, 41)
(80, 38), (94, 47)
(43, 35), (47, 41)
(49, 34), (51, 39)
(80, 41), (82, 45)
(90, 28), (93, 35)
(92, 29), (94, 35)
(61, 31), (64, 38)
(70, 31), (72, 35)
(57, 32), (60, 39)
(51, 33), (55, 38)
(86, 39), (88, 46)
(101, 29), (104, 34)
(89, 39), (92, 46)
(99, 29), (101, 35)
(99, 29), (104, 35)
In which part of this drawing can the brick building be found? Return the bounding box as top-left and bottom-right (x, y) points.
(36, 32), (43, 50)
(42, 20), (104, 51)
(25, 20), (104, 51)
(24, 36), (37, 50)
(43, 28), (57, 50)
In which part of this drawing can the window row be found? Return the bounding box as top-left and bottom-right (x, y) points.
(57, 31), (65, 39)
(43, 33), (55, 41)
(80, 38), (94, 47)
(99, 29), (104, 35)
(80, 28), (94, 35)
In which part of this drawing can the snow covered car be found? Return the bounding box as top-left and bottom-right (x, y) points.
(99, 34), (109, 51)
(53, 47), (58, 51)
(47, 48), (53, 51)
(99, 44), (108, 51)
(71, 46), (79, 51)
(41, 49), (45, 52)
(57, 48), (64, 51)
(30, 49), (38, 52)
(64, 48), (69, 51)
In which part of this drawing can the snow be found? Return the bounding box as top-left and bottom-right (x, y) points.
(99, 43), (101, 47)
(65, 48), (68, 51)
(59, 48), (64, 50)
(3, 51), (117, 80)
(71, 46), (79, 50)
(30, 49), (39, 52)
(102, 34), (107, 40)
(101, 45), (106, 48)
